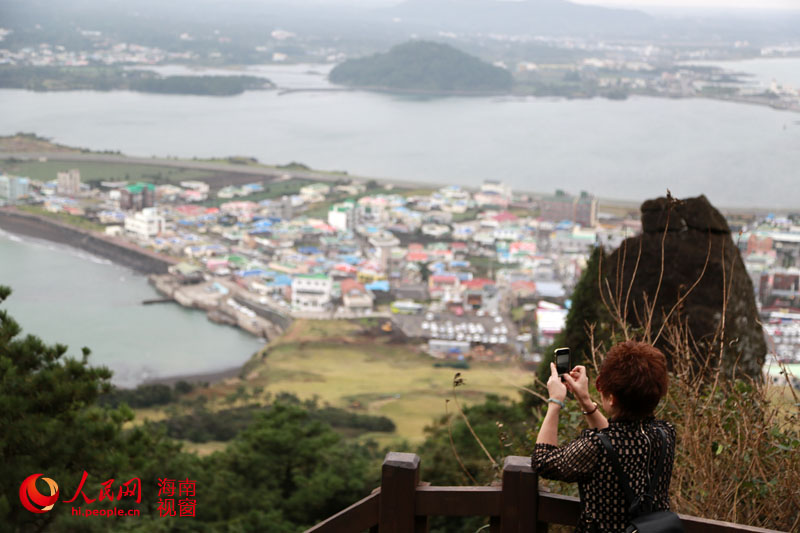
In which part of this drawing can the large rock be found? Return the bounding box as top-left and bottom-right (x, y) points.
(603, 194), (765, 378)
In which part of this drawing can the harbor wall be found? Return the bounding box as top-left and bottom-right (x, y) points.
(0, 208), (175, 274)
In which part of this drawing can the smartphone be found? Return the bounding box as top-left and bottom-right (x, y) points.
(554, 347), (571, 377)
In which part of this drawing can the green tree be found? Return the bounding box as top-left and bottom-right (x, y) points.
(1, 285), (120, 529)
(329, 41), (513, 94)
(417, 394), (529, 486)
(193, 402), (373, 530)
(0, 286), (374, 532)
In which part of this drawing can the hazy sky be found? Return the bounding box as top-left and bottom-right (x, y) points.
(572, 0), (800, 9)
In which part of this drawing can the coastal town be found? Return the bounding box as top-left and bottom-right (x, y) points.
(1, 161), (797, 387)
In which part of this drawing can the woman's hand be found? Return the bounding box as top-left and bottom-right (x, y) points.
(546, 362), (567, 402)
(562, 365), (592, 410)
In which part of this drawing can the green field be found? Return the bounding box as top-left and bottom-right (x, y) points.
(0, 158), (217, 185)
(201, 320), (531, 447)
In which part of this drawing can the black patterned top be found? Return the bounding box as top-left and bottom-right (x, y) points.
(531, 417), (676, 533)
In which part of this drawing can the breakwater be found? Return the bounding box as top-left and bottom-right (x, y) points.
(0, 207), (176, 274)
(148, 274), (289, 340)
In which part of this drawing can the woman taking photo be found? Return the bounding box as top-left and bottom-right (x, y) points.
(532, 340), (677, 533)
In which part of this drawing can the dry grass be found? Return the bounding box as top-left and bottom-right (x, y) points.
(178, 320), (530, 447)
(180, 440), (230, 457)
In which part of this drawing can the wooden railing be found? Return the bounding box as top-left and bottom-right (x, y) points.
(306, 452), (781, 533)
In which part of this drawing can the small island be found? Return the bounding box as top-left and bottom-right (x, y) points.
(329, 41), (513, 95)
(0, 66), (274, 96)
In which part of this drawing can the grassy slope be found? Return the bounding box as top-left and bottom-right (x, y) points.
(1, 159), (216, 184)
(172, 320), (530, 448)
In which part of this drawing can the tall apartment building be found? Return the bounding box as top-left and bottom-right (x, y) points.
(120, 182), (156, 211)
(56, 169), (81, 196)
(574, 191), (598, 227)
(540, 190), (598, 227)
(369, 231), (400, 272)
(0, 175), (30, 202)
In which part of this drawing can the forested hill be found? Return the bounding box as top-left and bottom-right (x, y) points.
(329, 41), (513, 94)
(0, 66), (273, 96)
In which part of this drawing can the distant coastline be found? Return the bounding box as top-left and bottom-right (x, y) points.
(0, 66), (275, 96)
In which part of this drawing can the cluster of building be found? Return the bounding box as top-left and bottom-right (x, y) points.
(6, 164), (799, 379)
(515, 55), (800, 111)
(8, 166), (610, 360)
(0, 27), (335, 67)
(0, 39), (187, 67)
(737, 214), (800, 385)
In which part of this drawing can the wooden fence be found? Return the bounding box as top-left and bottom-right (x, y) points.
(306, 452), (782, 533)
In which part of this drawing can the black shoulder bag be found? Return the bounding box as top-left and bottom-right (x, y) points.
(597, 427), (684, 533)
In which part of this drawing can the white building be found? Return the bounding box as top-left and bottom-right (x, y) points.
(0, 175), (30, 202)
(439, 185), (471, 201)
(368, 231), (400, 272)
(474, 180), (512, 208)
(180, 180), (210, 192)
(291, 274), (332, 312)
(57, 169), (81, 196)
(328, 201), (355, 232)
(421, 223), (450, 238)
(124, 207), (165, 240)
(180, 181), (210, 202)
(299, 183), (331, 203)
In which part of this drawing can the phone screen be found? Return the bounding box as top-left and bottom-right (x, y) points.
(555, 348), (571, 375)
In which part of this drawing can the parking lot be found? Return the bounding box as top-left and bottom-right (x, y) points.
(393, 311), (518, 346)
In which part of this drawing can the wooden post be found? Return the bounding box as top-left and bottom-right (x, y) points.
(500, 456), (539, 533)
(379, 452), (428, 533)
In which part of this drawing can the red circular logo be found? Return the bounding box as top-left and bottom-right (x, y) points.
(19, 474), (60, 514)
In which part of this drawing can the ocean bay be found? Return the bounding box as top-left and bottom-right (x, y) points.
(1, 70), (799, 209)
(0, 230), (264, 387)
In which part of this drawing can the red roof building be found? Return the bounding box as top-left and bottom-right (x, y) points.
(493, 211), (519, 223)
(462, 278), (495, 290)
(406, 251), (429, 262)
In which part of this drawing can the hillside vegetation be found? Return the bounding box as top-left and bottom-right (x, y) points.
(329, 41), (513, 94)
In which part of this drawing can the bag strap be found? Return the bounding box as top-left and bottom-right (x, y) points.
(597, 432), (636, 510)
(597, 426), (668, 516)
(650, 427), (668, 499)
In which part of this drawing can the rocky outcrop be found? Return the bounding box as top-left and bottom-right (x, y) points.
(603, 194), (766, 379)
